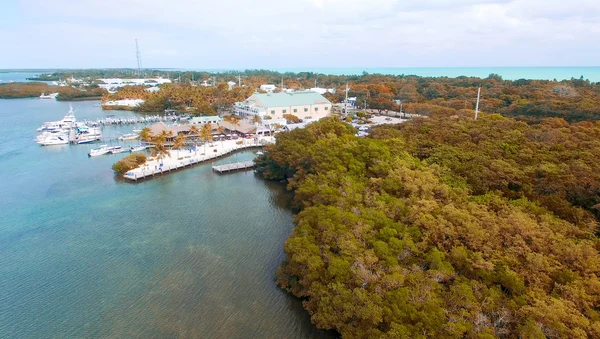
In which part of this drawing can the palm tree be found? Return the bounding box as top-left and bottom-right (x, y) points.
(200, 123), (213, 154)
(139, 127), (152, 143)
(223, 115), (241, 134)
(217, 126), (225, 147)
(251, 115), (262, 124)
(151, 133), (170, 165)
(173, 133), (186, 158)
(189, 125), (200, 149)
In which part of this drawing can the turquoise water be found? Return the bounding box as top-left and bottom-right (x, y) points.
(0, 72), (43, 83)
(161, 67), (600, 82)
(0, 99), (332, 338)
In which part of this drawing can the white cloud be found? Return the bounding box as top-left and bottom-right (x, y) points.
(1, 0), (598, 67)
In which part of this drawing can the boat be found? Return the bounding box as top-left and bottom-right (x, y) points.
(255, 151), (264, 155)
(118, 133), (139, 141)
(75, 126), (102, 144)
(37, 104), (78, 132)
(130, 145), (147, 153)
(39, 93), (59, 99)
(36, 134), (68, 146)
(108, 146), (126, 154)
(88, 145), (110, 157)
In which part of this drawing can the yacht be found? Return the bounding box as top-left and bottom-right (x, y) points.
(37, 104), (78, 132)
(75, 126), (102, 144)
(130, 145), (147, 153)
(88, 145), (111, 157)
(40, 93), (59, 99)
(255, 150), (264, 155)
(118, 133), (139, 141)
(36, 134), (68, 146)
(108, 146), (126, 154)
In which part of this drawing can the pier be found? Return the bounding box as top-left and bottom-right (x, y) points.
(212, 161), (254, 173)
(123, 137), (272, 181)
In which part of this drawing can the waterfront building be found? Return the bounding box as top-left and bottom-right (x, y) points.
(189, 116), (223, 125)
(234, 91), (332, 120)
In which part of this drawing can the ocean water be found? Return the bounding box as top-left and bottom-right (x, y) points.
(161, 67), (600, 82)
(0, 99), (332, 338)
(0, 72), (43, 83)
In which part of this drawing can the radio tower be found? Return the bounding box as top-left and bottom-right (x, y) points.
(135, 39), (143, 77)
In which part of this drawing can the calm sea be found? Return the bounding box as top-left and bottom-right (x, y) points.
(0, 99), (332, 338)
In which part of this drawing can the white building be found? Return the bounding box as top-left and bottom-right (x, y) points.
(97, 77), (171, 90)
(234, 91), (332, 121)
(308, 87), (336, 95)
(260, 84), (277, 93)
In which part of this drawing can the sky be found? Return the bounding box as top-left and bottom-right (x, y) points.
(0, 0), (599, 69)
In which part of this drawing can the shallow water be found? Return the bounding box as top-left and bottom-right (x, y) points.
(0, 99), (331, 338)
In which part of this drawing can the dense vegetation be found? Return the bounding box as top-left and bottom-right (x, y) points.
(112, 153), (147, 175)
(255, 116), (600, 338)
(0, 82), (105, 100)
(103, 84), (255, 114)
(97, 69), (600, 121)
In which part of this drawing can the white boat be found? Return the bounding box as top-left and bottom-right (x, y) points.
(108, 146), (126, 154)
(37, 104), (77, 132)
(36, 134), (68, 146)
(118, 133), (139, 141)
(255, 151), (264, 155)
(88, 145), (110, 157)
(130, 145), (147, 153)
(75, 126), (102, 144)
(40, 93), (59, 99)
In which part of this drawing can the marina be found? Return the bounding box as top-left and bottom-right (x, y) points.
(1, 98), (329, 339)
(124, 137), (273, 181)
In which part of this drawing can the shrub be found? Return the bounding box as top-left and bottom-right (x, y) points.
(112, 153), (147, 175)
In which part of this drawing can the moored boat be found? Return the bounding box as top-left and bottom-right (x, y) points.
(118, 133), (139, 141)
(88, 145), (110, 157)
(129, 145), (147, 153)
(108, 146), (126, 154)
(36, 135), (68, 146)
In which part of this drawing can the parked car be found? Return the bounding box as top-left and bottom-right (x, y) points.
(385, 117), (392, 121)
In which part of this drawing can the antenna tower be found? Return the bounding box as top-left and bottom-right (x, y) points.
(135, 39), (143, 77)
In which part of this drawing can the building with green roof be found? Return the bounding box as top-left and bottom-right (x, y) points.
(234, 91), (332, 121)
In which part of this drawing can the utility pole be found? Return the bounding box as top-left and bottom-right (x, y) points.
(475, 87), (481, 120)
(237, 75), (241, 87)
(344, 82), (349, 114)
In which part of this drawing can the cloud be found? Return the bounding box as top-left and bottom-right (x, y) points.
(1, 0), (599, 68)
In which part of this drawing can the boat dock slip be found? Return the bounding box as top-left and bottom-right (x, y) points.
(123, 137), (273, 181)
(212, 161), (254, 173)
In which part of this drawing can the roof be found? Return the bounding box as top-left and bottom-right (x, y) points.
(217, 121), (256, 134)
(147, 122), (189, 136)
(250, 91), (331, 108)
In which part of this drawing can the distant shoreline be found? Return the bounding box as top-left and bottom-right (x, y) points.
(2, 67), (600, 82)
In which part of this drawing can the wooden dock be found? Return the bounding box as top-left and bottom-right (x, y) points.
(212, 161), (254, 173)
(123, 139), (273, 181)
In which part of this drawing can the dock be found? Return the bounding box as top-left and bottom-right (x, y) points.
(123, 137), (273, 181)
(212, 161), (254, 173)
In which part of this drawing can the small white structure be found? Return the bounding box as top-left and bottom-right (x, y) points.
(308, 87), (336, 95)
(189, 116), (223, 125)
(260, 84), (277, 93)
(227, 81), (236, 90)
